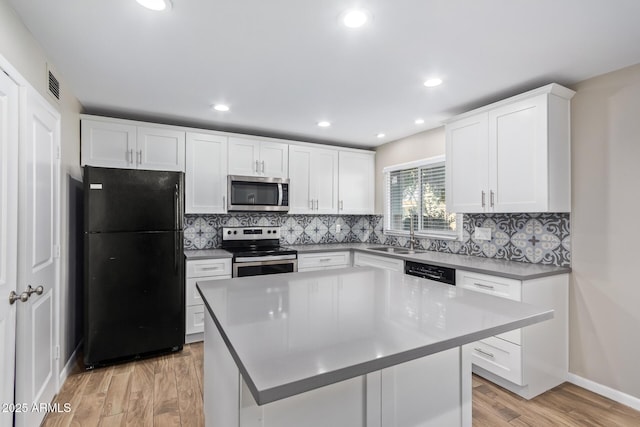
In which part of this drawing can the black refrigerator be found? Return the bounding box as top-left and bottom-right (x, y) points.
(84, 166), (185, 367)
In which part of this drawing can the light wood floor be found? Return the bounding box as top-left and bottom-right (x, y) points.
(43, 343), (640, 426)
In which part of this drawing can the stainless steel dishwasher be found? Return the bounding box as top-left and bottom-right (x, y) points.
(404, 260), (456, 286)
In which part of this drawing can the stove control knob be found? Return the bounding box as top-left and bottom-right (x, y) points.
(267, 230), (271, 234)
(227, 230), (232, 235)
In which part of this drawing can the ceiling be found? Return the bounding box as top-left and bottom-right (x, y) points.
(9, 0), (640, 148)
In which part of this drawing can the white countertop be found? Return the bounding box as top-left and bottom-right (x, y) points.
(197, 267), (553, 405)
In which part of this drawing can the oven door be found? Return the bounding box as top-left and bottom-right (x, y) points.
(233, 259), (298, 278)
(228, 175), (289, 212)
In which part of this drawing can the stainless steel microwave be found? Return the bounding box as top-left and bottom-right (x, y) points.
(227, 175), (290, 212)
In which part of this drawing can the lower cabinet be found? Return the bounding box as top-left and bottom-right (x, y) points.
(457, 269), (568, 399)
(353, 252), (404, 273)
(185, 258), (232, 343)
(297, 251), (351, 272)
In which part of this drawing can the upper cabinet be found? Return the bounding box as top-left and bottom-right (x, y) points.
(289, 145), (338, 214)
(338, 151), (375, 214)
(228, 137), (288, 178)
(81, 118), (185, 172)
(445, 84), (575, 213)
(185, 132), (228, 214)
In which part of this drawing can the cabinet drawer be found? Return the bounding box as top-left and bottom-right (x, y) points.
(298, 251), (351, 270)
(186, 275), (231, 307)
(457, 270), (521, 301)
(353, 252), (404, 273)
(186, 304), (205, 335)
(471, 336), (523, 386)
(186, 259), (231, 278)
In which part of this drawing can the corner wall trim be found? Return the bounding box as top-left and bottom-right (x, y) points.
(567, 373), (640, 412)
(59, 340), (83, 385)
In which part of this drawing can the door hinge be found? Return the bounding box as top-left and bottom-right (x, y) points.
(54, 245), (60, 259)
(54, 345), (60, 360)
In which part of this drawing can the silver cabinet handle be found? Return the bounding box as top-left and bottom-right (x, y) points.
(481, 191), (486, 208)
(319, 258), (332, 262)
(314, 199), (318, 210)
(128, 149), (133, 164)
(474, 282), (495, 290)
(9, 290), (29, 304)
(261, 161), (265, 173)
(490, 190), (495, 207)
(137, 150), (142, 165)
(339, 200), (344, 211)
(255, 160), (259, 173)
(309, 199), (314, 210)
(474, 348), (495, 358)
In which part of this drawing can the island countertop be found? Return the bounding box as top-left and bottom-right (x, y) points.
(197, 266), (553, 405)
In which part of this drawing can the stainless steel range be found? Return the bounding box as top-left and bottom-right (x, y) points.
(221, 226), (298, 277)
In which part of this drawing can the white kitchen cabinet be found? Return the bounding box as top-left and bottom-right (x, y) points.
(353, 252), (404, 273)
(338, 151), (375, 214)
(445, 84), (574, 213)
(298, 251), (351, 272)
(185, 132), (228, 214)
(457, 269), (568, 399)
(289, 145), (338, 214)
(228, 137), (288, 178)
(81, 117), (185, 171)
(185, 258), (232, 343)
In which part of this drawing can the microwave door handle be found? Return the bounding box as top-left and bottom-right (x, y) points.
(278, 183), (283, 206)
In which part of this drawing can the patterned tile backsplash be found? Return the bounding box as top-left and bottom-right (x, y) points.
(184, 212), (570, 267)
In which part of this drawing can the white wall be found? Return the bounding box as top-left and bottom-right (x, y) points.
(374, 127), (445, 213)
(0, 0), (83, 374)
(569, 62), (640, 399)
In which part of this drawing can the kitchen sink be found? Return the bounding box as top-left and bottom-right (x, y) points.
(367, 247), (425, 255)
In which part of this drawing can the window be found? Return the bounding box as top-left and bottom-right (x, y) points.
(383, 155), (459, 239)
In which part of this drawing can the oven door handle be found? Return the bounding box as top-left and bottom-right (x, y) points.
(235, 254), (297, 263)
(233, 259), (298, 277)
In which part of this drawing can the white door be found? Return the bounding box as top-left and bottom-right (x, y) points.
(338, 151), (374, 214)
(489, 94), (548, 212)
(185, 132), (228, 213)
(228, 137), (260, 176)
(0, 69), (19, 427)
(80, 119), (136, 168)
(288, 146), (313, 213)
(15, 87), (60, 427)
(137, 126), (186, 172)
(311, 148), (338, 214)
(445, 113), (489, 213)
(259, 141), (289, 178)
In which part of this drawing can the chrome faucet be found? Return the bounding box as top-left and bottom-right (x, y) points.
(408, 215), (417, 250)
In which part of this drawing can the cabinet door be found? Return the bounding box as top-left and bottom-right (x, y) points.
(288, 145), (313, 213)
(311, 147), (338, 214)
(81, 119), (136, 168)
(260, 141), (289, 178)
(186, 132), (228, 213)
(489, 95), (548, 212)
(228, 137), (260, 176)
(338, 151), (374, 214)
(445, 113), (489, 213)
(353, 253), (404, 273)
(137, 127), (186, 171)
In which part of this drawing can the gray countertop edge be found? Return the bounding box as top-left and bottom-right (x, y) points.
(196, 280), (553, 406)
(185, 244), (571, 280)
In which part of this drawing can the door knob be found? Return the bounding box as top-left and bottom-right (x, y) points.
(9, 291), (29, 305)
(26, 285), (44, 297)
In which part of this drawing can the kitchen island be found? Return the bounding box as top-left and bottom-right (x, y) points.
(197, 267), (553, 427)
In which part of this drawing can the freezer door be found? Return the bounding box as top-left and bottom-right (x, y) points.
(84, 166), (184, 232)
(84, 231), (185, 366)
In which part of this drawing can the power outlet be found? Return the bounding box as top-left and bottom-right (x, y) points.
(474, 227), (492, 241)
(336, 224), (342, 233)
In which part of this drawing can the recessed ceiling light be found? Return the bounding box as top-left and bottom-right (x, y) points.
(342, 9), (369, 28)
(376, 133), (386, 138)
(136, 0), (172, 11)
(423, 78), (443, 87)
(318, 121), (331, 128)
(415, 119), (425, 125)
(212, 104), (230, 112)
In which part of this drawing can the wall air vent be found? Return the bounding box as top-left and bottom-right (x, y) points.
(46, 63), (60, 103)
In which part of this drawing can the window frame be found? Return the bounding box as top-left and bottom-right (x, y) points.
(383, 155), (462, 241)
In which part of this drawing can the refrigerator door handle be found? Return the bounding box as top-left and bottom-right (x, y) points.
(175, 183), (180, 231)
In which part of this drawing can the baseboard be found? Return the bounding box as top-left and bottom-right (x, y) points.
(59, 340), (83, 385)
(567, 373), (640, 411)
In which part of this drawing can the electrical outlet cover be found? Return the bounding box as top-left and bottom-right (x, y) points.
(474, 227), (492, 241)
